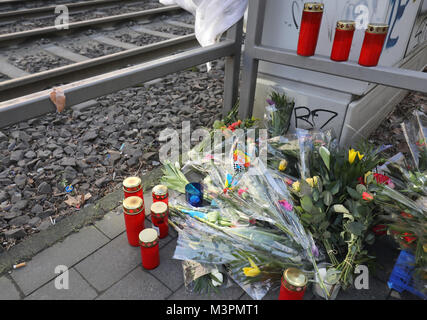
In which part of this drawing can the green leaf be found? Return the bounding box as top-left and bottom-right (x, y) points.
(301, 213), (312, 224)
(333, 204), (350, 214)
(356, 184), (367, 194)
(319, 146), (330, 170)
(301, 195), (314, 213)
(312, 189), (320, 202)
(347, 186), (361, 200)
(346, 221), (365, 236)
(330, 181), (341, 195)
(322, 190), (333, 206)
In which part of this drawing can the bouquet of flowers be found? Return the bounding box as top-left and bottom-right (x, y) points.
(264, 91), (295, 138)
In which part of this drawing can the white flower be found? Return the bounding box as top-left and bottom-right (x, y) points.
(211, 270), (223, 287)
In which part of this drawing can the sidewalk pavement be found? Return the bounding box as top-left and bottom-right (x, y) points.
(0, 192), (421, 300)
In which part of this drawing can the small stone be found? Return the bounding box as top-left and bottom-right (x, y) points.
(4, 228), (26, 240)
(63, 166), (78, 180)
(12, 200), (28, 210)
(3, 211), (20, 221)
(28, 217), (41, 227)
(81, 131), (98, 141)
(95, 177), (107, 188)
(14, 174), (27, 189)
(61, 158), (76, 167)
(37, 150), (51, 159)
(37, 182), (52, 194)
(24, 150), (36, 159)
(37, 209), (54, 219)
(9, 215), (30, 227)
(10, 150), (24, 162)
(0, 190), (8, 202)
(31, 204), (43, 215)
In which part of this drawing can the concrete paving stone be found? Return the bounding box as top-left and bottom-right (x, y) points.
(25, 268), (97, 300)
(332, 276), (390, 300)
(74, 233), (141, 292)
(97, 267), (172, 300)
(94, 207), (126, 239)
(11, 226), (109, 296)
(148, 238), (184, 292)
(240, 285), (315, 300)
(368, 237), (400, 283)
(388, 289), (424, 300)
(0, 276), (21, 300)
(167, 282), (245, 300)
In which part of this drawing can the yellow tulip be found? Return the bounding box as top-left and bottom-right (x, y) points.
(313, 176), (319, 186)
(364, 171), (372, 184)
(348, 149), (364, 164)
(423, 243), (427, 253)
(278, 159), (288, 172)
(242, 258), (260, 277)
(306, 178), (314, 187)
(292, 181), (301, 193)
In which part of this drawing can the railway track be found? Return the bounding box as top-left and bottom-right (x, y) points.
(0, 2), (199, 102)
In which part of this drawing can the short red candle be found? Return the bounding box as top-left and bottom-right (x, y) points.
(123, 196), (145, 247)
(123, 176), (144, 200)
(297, 2), (324, 57)
(150, 202), (169, 239)
(358, 23), (389, 67)
(278, 268), (307, 300)
(152, 184), (168, 206)
(330, 20), (355, 62)
(139, 228), (160, 270)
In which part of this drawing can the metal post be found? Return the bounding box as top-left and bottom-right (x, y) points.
(223, 18), (243, 116)
(238, 0), (266, 120)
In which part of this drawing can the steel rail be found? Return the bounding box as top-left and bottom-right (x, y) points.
(0, 34), (198, 101)
(0, 0), (145, 21)
(0, 5), (182, 47)
(0, 39), (236, 129)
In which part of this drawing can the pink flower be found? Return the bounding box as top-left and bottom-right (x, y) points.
(279, 200), (293, 211)
(205, 154), (214, 160)
(238, 188), (248, 196)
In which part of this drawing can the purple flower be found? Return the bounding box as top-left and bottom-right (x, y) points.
(266, 99), (275, 105)
(279, 200), (293, 211)
(311, 244), (319, 258)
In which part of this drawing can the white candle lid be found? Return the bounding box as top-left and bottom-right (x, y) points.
(139, 228), (158, 244)
(151, 201), (168, 214)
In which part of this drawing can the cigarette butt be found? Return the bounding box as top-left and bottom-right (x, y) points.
(13, 262), (26, 269)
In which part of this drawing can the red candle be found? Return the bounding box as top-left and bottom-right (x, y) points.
(330, 20), (355, 62)
(358, 23), (389, 67)
(123, 196), (145, 247)
(278, 268), (308, 300)
(152, 184), (168, 206)
(139, 228), (160, 270)
(123, 176), (144, 200)
(150, 202), (169, 239)
(297, 2), (324, 57)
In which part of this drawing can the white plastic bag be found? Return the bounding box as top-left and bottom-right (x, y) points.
(160, 0), (247, 47)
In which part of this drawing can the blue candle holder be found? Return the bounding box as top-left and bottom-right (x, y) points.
(185, 182), (204, 207)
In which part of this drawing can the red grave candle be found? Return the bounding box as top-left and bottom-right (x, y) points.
(330, 20), (355, 62)
(123, 196), (145, 247)
(278, 268), (308, 300)
(150, 202), (169, 239)
(297, 2), (324, 57)
(139, 228), (160, 270)
(152, 184), (168, 206)
(358, 23), (389, 67)
(123, 176), (144, 200)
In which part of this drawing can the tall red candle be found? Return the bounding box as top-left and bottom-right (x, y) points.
(152, 184), (168, 206)
(358, 23), (389, 67)
(139, 228), (160, 270)
(123, 196), (145, 247)
(297, 2), (324, 56)
(330, 20), (355, 62)
(150, 202), (169, 239)
(123, 176), (144, 200)
(278, 268), (308, 300)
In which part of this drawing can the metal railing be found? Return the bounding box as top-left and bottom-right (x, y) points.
(0, 18), (243, 128)
(239, 0), (427, 120)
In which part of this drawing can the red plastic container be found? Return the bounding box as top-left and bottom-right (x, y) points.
(278, 268), (307, 300)
(330, 20), (355, 61)
(297, 2), (324, 56)
(152, 184), (168, 206)
(150, 202), (169, 239)
(123, 176), (144, 200)
(139, 228), (160, 270)
(358, 23), (389, 67)
(123, 196), (145, 247)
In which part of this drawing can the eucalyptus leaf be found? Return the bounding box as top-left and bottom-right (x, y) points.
(356, 184), (367, 194)
(330, 181), (340, 195)
(347, 186), (361, 200)
(301, 195), (314, 213)
(347, 221), (365, 236)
